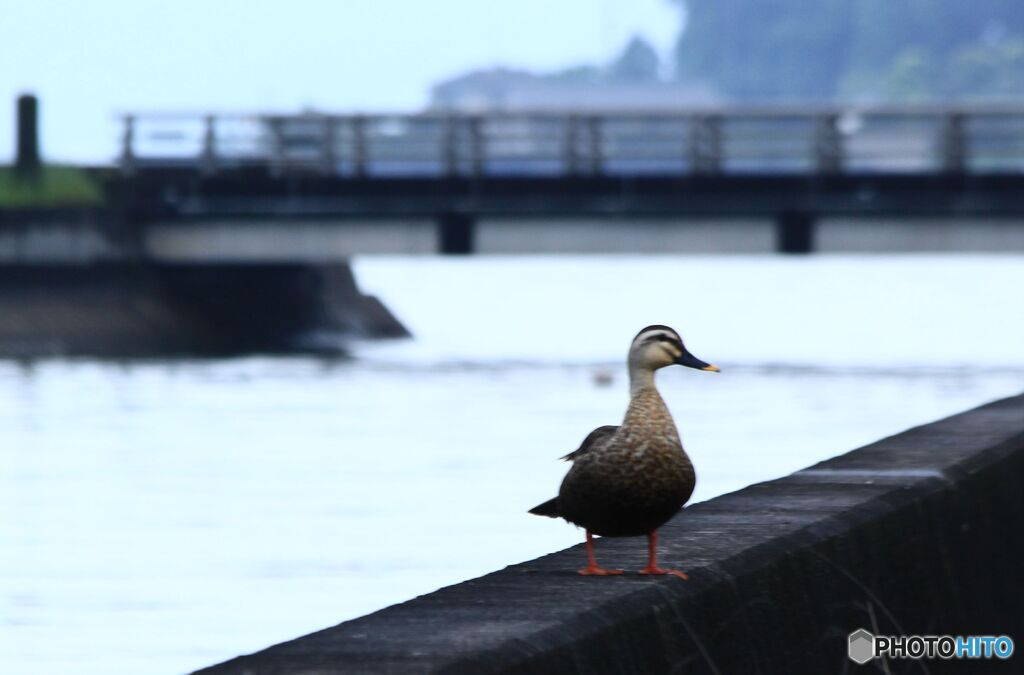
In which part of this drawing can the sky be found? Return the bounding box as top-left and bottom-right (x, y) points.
(0, 0), (681, 163)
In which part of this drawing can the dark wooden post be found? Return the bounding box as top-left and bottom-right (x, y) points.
(813, 113), (843, 174)
(442, 115), (458, 177)
(200, 115), (218, 175)
(322, 116), (337, 175)
(265, 116), (285, 176)
(352, 116), (367, 178)
(15, 93), (42, 182)
(564, 114), (580, 176)
(468, 116), (484, 178)
(587, 115), (603, 175)
(940, 112), (966, 174)
(120, 115), (136, 175)
(688, 114), (721, 175)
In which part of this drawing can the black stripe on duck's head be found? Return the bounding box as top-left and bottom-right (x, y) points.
(630, 325), (720, 372)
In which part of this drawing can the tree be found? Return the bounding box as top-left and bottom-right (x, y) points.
(672, 0), (1024, 102)
(608, 36), (661, 83)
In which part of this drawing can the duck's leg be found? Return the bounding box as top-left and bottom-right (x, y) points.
(578, 531), (624, 576)
(638, 530), (688, 579)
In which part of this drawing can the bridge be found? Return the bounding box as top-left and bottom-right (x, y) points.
(114, 105), (1024, 256)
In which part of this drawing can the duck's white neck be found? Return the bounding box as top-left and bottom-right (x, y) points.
(628, 363), (658, 397)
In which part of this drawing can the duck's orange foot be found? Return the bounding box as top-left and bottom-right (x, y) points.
(578, 566), (625, 576)
(638, 566), (689, 580)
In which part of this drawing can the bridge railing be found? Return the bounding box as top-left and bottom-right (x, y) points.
(119, 106), (1024, 177)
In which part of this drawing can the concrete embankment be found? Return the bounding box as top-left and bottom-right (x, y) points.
(0, 262), (406, 357)
(194, 394), (1024, 674)
(0, 206), (408, 356)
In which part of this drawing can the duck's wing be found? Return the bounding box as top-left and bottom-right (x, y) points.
(560, 425), (619, 461)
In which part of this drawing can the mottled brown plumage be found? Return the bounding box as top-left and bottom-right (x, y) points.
(557, 387), (695, 536)
(529, 325), (718, 576)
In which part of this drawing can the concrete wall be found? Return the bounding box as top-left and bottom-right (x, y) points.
(194, 394), (1024, 674)
(145, 217), (1024, 258)
(476, 218), (775, 254)
(6, 210), (1024, 261)
(146, 218), (779, 257)
(145, 220), (437, 261)
(817, 217), (1024, 252)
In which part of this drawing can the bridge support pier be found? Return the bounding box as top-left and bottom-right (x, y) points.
(775, 211), (816, 254)
(437, 212), (475, 255)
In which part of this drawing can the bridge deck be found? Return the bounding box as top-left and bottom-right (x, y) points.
(122, 170), (1024, 220)
(114, 106), (1024, 256)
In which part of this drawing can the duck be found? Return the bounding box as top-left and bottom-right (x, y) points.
(529, 325), (719, 578)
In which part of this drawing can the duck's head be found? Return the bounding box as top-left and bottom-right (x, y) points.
(629, 325), (720, 373)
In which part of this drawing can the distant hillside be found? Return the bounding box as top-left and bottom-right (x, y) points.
(431, 36), (720, 112)
(673, 0), (1024, 102)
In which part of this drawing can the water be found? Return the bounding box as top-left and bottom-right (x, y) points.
(2, 255), (1022, 675)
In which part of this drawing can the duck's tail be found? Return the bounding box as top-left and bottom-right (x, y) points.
(528, 497), (561, 518)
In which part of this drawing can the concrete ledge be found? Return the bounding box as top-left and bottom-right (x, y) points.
(195, 394), (1024, 674)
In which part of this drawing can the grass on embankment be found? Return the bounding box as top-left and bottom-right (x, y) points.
(0, 165), (103, 208)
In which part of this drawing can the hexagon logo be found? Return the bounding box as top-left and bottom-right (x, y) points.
(848, 628), (875, 665)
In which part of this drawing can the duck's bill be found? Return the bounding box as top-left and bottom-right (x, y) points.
(675, 351), (721, 372)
